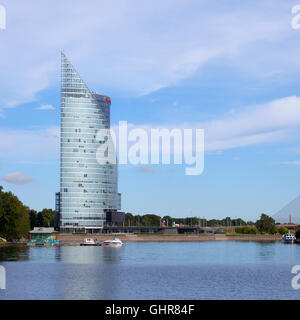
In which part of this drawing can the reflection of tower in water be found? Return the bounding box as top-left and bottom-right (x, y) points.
(58, 246), (123, 299)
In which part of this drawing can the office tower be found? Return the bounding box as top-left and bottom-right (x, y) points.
(59, 52), (120, 233)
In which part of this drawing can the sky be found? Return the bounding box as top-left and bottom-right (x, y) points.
(1, 0), (300, 222)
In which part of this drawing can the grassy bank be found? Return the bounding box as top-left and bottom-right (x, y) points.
(226, 232), (282, 237)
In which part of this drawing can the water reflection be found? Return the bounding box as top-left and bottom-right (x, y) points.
(255, 242), (300, 264)
(58, 246), (123, 299)
(0, 245), (29, 262)
(59, 246), (122, 264)
(255, 242), (276, 262)
(28, 246), (60, 262)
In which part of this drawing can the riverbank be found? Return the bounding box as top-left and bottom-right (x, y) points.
(0, 242), (26, 247)
(0, 234), (283, 247)
(58, 233), (282, 244)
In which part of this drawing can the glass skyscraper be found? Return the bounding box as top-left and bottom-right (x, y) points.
(59, 52), (120, 233)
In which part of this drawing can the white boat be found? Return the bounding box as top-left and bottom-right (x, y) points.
(80, 238), (97, 246)
(282, 233), (296, 243)
(102, 238), (123, 247)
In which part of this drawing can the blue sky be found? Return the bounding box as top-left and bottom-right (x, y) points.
(1, 0), (300, 221)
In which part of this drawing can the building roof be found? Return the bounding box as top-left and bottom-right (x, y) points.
(29, 227), (56, 234)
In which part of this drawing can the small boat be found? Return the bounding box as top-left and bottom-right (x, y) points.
(80, 238), (99, 246)
(102, 238), (123, 247)
(282, 233), (296, 244)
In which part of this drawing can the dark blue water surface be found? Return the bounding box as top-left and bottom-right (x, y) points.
(1, 241), (300, 300)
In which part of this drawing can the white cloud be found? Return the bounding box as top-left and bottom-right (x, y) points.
(113, 96), (300, 154)
(280, 161), (300, 166)
(0, 126), (59, 159)
(203, 96), (300, 151)
(0, 0), (297, 110)
(36, 104), (55, 110)
(2, 172), (34, 184)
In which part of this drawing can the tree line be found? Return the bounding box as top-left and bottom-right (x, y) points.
(29, 209), (59, 230)
(236, 214), (290, 235)
(121, 213), (254, 228)
(122, 213), (285, 235)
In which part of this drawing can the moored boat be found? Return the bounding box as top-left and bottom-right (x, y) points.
(282, 233), (296, 243)
(102, 238), (123, 247)
(80, 238), (99, 246)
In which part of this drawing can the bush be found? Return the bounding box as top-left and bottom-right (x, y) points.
(278, 227), (289, 235)
(235, 226), (258, 234)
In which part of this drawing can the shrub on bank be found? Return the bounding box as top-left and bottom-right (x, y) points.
(235, 226), (258, 234)
(278, 227), (289, 235)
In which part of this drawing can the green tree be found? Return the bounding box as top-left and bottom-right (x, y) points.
(29, 210), (38, 229)
(0, 186), (30, 240)
(207, 219), (221, 227)
(124, 213), (135, 226)
(232, 218), (246, 227)
(278, 226), (289, 235)
(222, 217), (232, 227)
(141, 214), (161, 226)
(37, 209), (56, 228)
(162, 216), (172, 227)
(255, 213), (276, 234)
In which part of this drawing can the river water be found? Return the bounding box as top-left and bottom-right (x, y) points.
(0, 241), (300, 300)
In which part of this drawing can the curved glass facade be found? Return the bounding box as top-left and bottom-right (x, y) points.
(60, 52), (119, 233)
